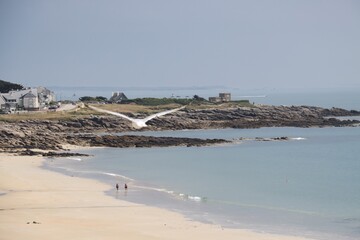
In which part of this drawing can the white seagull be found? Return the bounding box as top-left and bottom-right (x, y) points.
(88, 105), (185, 129)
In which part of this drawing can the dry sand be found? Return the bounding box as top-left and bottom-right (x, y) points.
(0, 154), (315, 240)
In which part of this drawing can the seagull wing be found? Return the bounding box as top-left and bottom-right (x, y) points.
(144, 106), (185, 122)
(88, 105), (135, 122)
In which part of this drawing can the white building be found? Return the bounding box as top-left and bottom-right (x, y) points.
(22, 91), (40, 110)
(0, 87), (56, 112)
(209, 93), (231, 103)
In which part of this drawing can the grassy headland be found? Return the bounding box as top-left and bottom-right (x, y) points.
(0, 99), (253, 122)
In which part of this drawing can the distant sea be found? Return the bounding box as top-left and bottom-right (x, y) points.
(45, 88), (360, 240)
(51, 86), (360, 110)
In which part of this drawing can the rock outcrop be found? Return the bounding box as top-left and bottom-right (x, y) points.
(1, 105), (359, 155)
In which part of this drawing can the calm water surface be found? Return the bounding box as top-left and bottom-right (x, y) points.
(46, 127), (360, 240)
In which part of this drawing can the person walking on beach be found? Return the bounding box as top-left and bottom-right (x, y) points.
(116, 183), (119, 191)
(124, 183), (128, 190)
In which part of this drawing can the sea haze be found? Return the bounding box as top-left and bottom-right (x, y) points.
(52, 86), (360, 111)
(46, 127), (360, 240)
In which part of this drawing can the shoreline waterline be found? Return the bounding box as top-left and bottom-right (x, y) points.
(0, 153), (315, 240)
(44, 151), (357, 240)
(43, 126), (360, 240)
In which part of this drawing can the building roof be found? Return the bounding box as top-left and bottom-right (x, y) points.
(21, 91), (37, 99)
(109, 92), (128, 102)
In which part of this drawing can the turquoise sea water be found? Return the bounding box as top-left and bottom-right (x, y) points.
(46, 126), (360, 240)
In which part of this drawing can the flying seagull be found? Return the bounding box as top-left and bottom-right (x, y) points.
(88, 105), (185, 129)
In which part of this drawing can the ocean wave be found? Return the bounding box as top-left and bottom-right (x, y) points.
(187, 195), (203, 202)
(66, 157), (82, 161)
(134, 185), (206, 202)
(133, 185), (175, 195)
(101, 172), (134, 181)
(178, 193), (206, 202)
(50, 166), (134, 181)
(290, 137), (306, 141)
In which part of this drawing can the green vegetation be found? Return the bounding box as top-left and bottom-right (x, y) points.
(0, 91), (253, 122)
(230, 100), (252, 105)
(0, 79), (24, 93)
(122, 97), (191, 106)
(0, 106), (93, 122)
(121, 95), (208, 106)
(192, 95), (206, 101)
(79, 96), (108, 102)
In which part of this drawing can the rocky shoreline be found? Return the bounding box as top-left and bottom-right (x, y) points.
(1, 105), (359, 156)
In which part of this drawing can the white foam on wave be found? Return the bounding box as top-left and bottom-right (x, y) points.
(56, 168), (135, 181)
(177, 193), (205, 202)
(133, 185), (206, 203)
(134, 185), (174, 194)
(66, 157), (82, 161)
(291, 137), (306, 141)
(188, 195), (202, 202)
(102, 172), (134, 181)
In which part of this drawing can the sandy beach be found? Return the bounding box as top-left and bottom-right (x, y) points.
(0, 153), (315, 240)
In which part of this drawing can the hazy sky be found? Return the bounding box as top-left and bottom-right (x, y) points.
(1, 0), (359, 90)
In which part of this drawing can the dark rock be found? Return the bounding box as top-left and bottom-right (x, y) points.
(1, 105), (359, 154)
